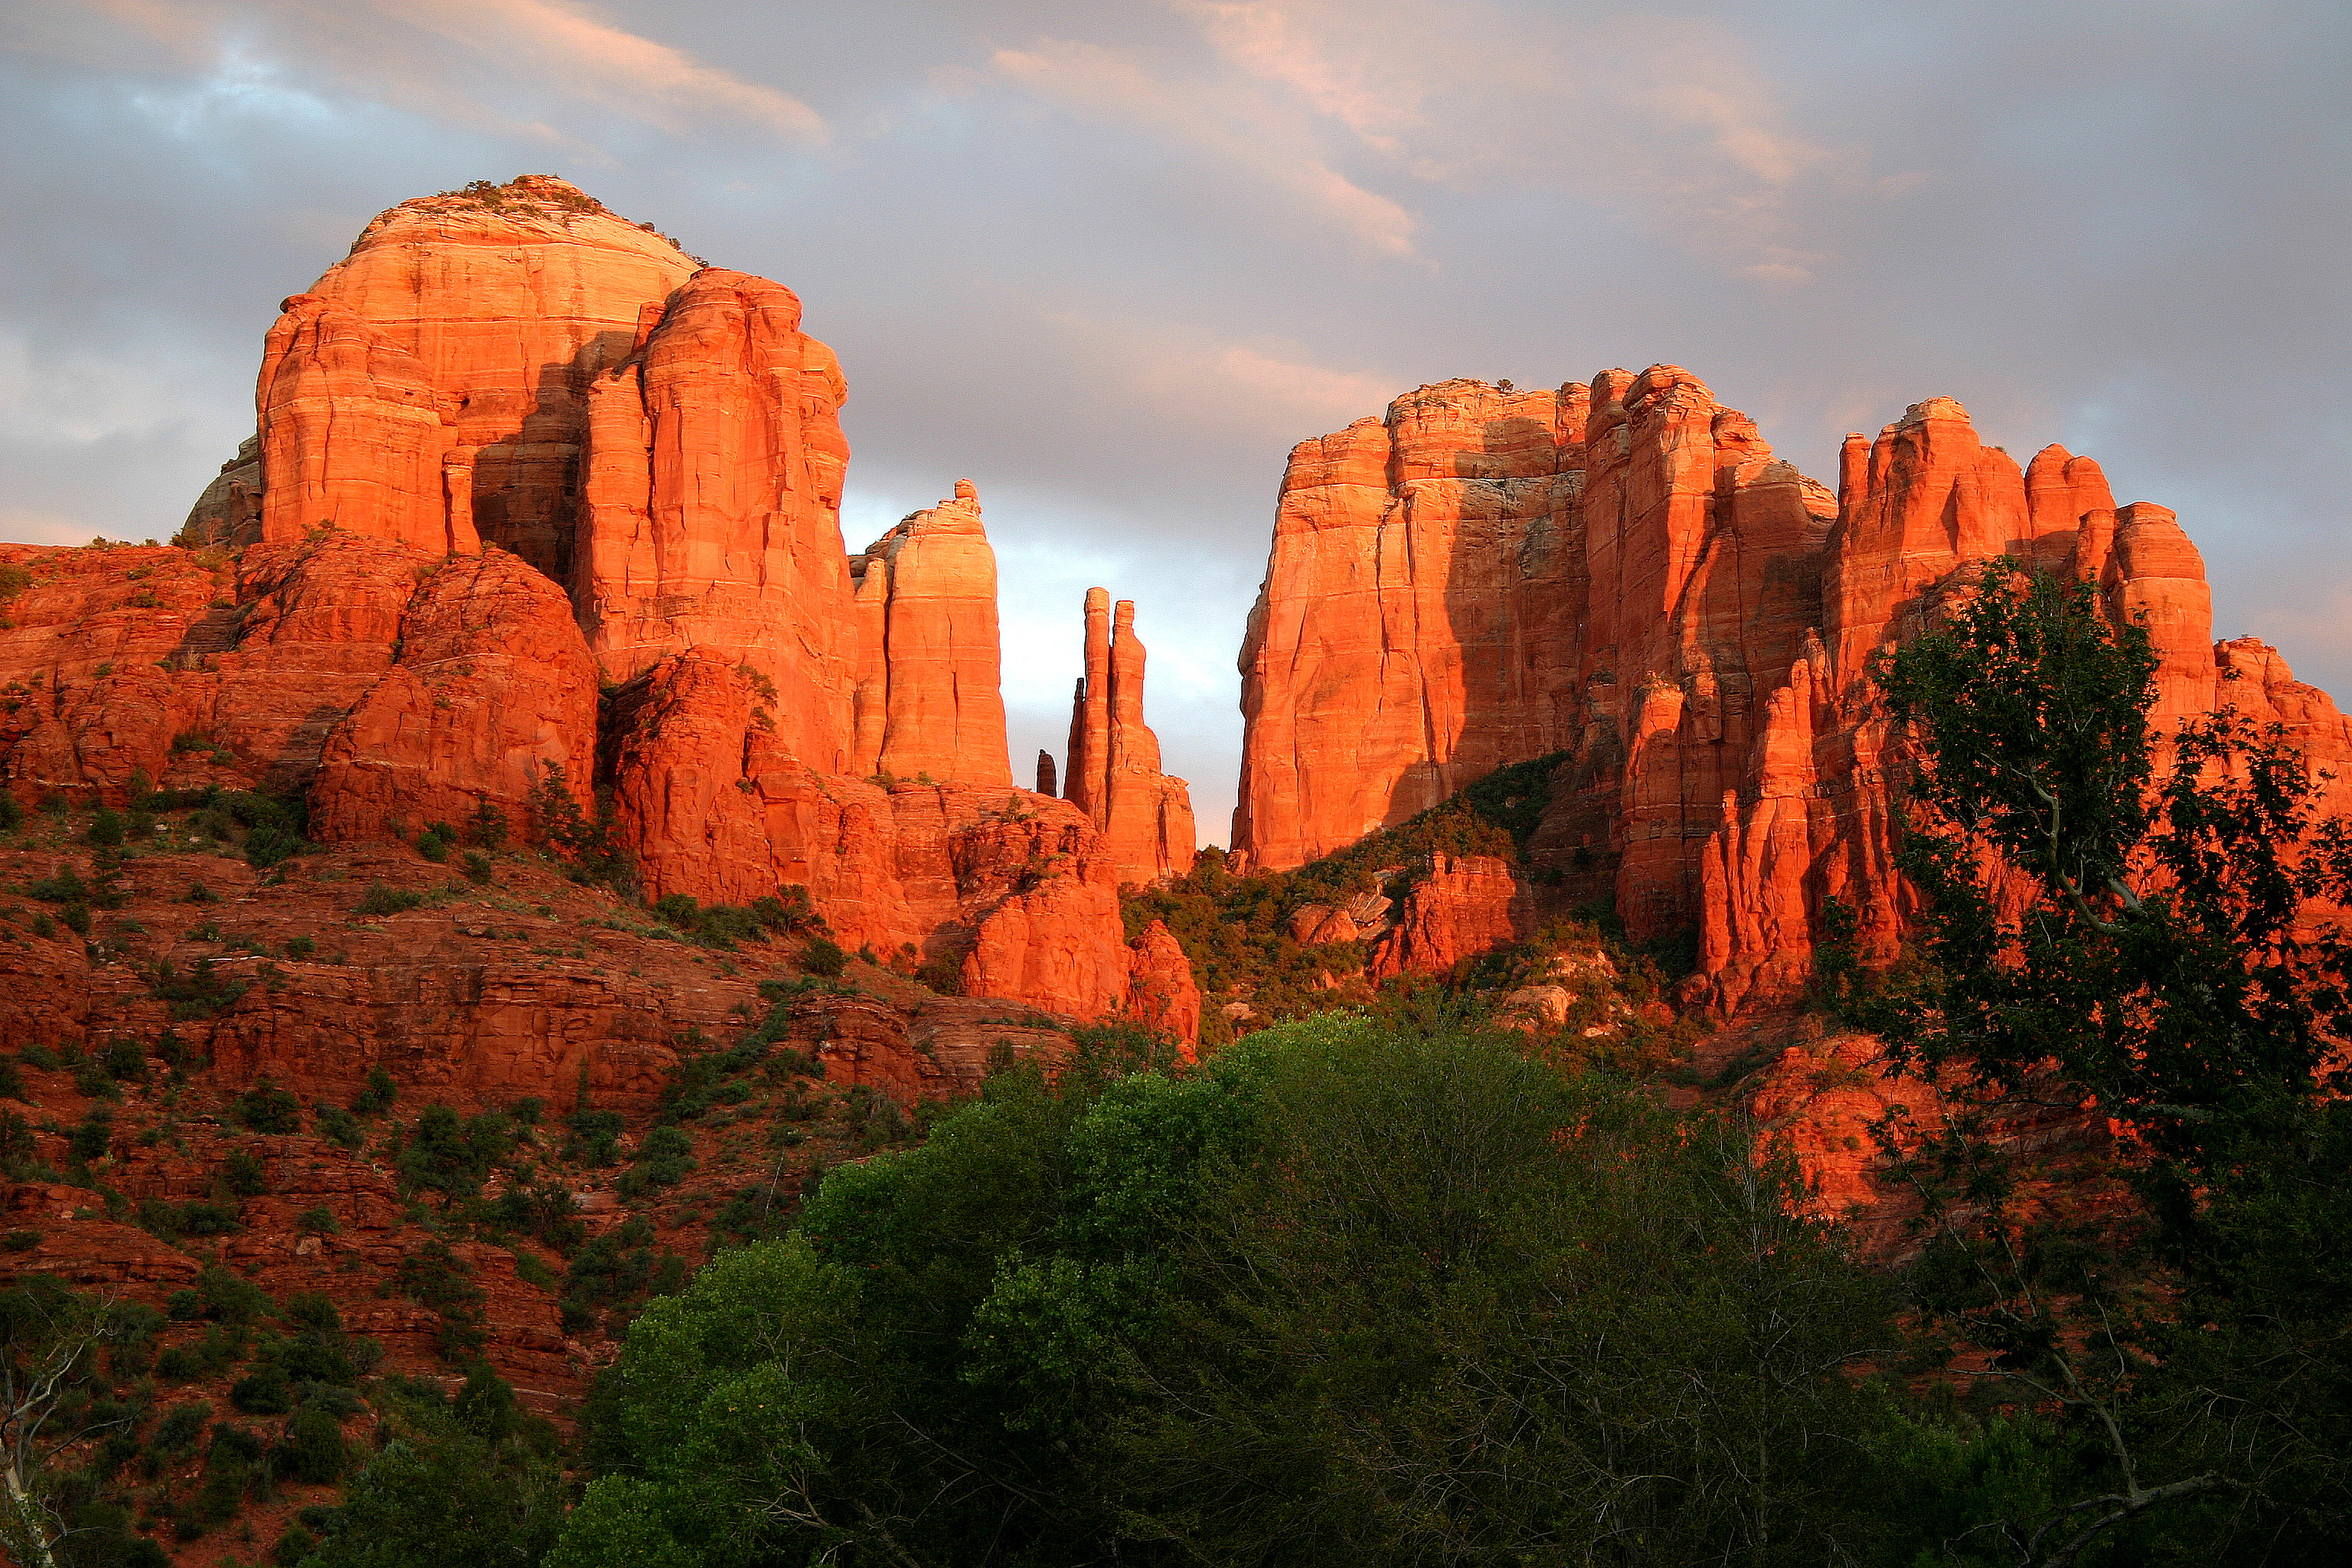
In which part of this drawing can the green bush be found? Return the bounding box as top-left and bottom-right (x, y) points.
(616, 1125), (695, 1196)
(230, 1080), (302, 1135)
(223, 1145), (269, 1197)
(101, 1037), (145, 1083)
(356, 880), (426, 916)
(466, 799), (508, 851)
(799, 933), (848, 978)
(280, 1408), (346, 1484)
(148, 956), (249, 1020)
(351, 1066), (397, 1116)
(67, 1109), (113, 1163)
(397, 1105), (513, 1204)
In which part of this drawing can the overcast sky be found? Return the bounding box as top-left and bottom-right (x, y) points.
(5, 0), (2347, 844)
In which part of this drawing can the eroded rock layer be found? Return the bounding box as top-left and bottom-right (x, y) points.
(134, 178), (1200, 1038)
(1237, 374), (2352, 1011)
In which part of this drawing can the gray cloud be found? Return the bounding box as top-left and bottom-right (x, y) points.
(5, 0), (2346, 845)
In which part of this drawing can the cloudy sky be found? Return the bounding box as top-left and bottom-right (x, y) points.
(5, 0), (2347, 843)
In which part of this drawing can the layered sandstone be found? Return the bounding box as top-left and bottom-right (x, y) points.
(246, 177), (698, 573)
(574, 267), (856, 769)
(1056, 588), (1197, 886)
(848, 481), (1012, 786)
(148, 179), (1193, 1045)
(1235, 370), (1835, 938)
(310, 548), (599, 844)
(1239, 377), (2352, 1013)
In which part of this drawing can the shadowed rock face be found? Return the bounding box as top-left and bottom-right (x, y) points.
(1237, 374), (2352, 1013)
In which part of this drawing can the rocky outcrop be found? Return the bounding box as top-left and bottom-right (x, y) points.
(1123, 919), (1202, 1047)
(248, 176), (698, 574)
(1237, 374), (2352, 1016)
(1234, 372), (1834, 930)
(1364, 854), (1522, 981)
(309, 548), (599, 844)
(848, 481), (1012, 786)
(574, 268), (857, 771)
(1056, 588), (1197, 886)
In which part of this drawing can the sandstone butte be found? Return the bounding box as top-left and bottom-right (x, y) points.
(1233, 370), (2352, 1024)
(22, 175), (1204, 1039)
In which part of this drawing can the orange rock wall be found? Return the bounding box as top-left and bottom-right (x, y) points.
(253, 177), (698, 575)
(848, 482), (1012, 786)
(1057, 588), (1197, 886)
(574, 268), (858, 773)
(1235, 370), (1836, 940)
(1240, 377), (2352, 1014)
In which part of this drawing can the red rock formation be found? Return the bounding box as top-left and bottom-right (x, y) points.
(1701, 400), (2349, 1014)
(1123, 920), (1202, 1047)
(256, 296), (462, 550)
(1058, 588), (1197, 886)
(247, 177), (697, 574)
(1234, 385), (1584, 873)
(1239, 377), (2352, 1020)
(575, 268), (856, 771)
(310, 547), (599, 844)
(1364, 854), (1522, 980)
(848, 481), (1012, 786)
(1235, 371), (1834, 941)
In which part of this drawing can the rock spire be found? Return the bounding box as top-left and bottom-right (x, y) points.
(1058, 588), (1197, 887)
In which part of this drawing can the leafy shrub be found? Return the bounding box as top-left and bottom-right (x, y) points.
(223, 1145), (269, 1197)
(279, 1407), (346, 1483)
(524, 762), (631, 889)
(351, 1066), (397, 1116)
(616, 1125), (695, 1196)
(416, 823), (454, 863)
(148, 957), (249, 1020)
(800, 933), (848, 977)
(139, 1197), (243, 1237)
(184, 880), (220, 903)
(356, 880), (426, 916)
(230, 1367), (292, 1415)
(230, 1080), (302, 1135)
(29, 864), (90, 903)
(397, 1105), (513, 1204)
(101, 1036), (145, 1083)
(283, 934), (316, 959)
(86, 806), (124, 847)
(67, 1108), (113, 1163)
(194, 1262), (275, 1324)
(315, 1103), (365, 1148)
(152, 1400), (212, 1459)
(563, 1108), (623, 1167)
(466, 799), (508, 850)
(461, 849), (493, 886)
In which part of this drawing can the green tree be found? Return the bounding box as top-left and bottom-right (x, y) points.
(306, 1374), (561, 1568)
(1856, 559), (2352, 1563)
(0, 1279), (136, 1568)
(555, 1017), (1896, 1566)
